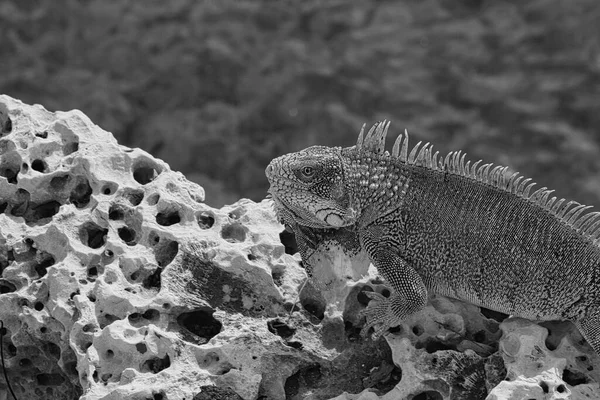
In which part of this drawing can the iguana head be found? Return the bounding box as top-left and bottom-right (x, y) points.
(265, 145), (357, 229)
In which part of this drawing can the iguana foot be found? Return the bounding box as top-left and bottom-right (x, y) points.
(359, 291), (404, 339)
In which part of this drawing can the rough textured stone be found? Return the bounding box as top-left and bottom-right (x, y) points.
(1, 95), (600, 399)
(0, 95), (314, 399)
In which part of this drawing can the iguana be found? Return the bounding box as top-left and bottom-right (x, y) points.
(265, 121), (600, 356)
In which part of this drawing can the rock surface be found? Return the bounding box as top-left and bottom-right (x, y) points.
(1, 95), (599, 399)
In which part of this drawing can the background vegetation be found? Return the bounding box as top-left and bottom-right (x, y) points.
(2, 0), (600, 207)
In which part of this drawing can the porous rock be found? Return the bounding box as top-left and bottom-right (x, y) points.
(1, 95), (600, 400)
(0, 95), (318, 399)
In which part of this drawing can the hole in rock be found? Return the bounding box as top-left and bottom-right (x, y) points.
(108, 204), (125, 220)
(69, 178), (92, 208)
(284, 365), (322, 399)
(101, 182), (118, 195)
(0, 163), (19, 183)
(118, 226), (137, 245)
(247, 253), (257, 261)
(194, 386), (243, 400)
(128, 312), (142, 323)
(17, 298), (30, 307)
(21, 162), (28, 172)
(344, 320), (362, 340)
(2, 116), (12, 134)
(149, 231), (161, 245)
(142, 309), (160, 321)
(136, 343), (147, 354)
(279, 229), (298, 255)
(197, 211), (215, 229)
(34, 302), (44, 311)
(0, 280), (17, 293)
(221, 223), (246, 243)
(88, 266), (98, 277)
(32, 201), (61, 221)
(69, 290), (79, 299)
(556, 384), (566, 393)
(286, 341), (303, 349)
(34, 252), (55, 278)
(357, 286), (375, 306)
(9, 188), (30, 217)
(82, 324), (96, 333)
(36, 373), (65, 386)
(267, 319), (296, 339)
(228, 207), (245, 219)
(301, 299), (325, 321)
(103, 249), (114, 262)
(155, 239), (178, 267)
(540, 321), (573, 351)
(153, 392), (164, 400)
(40, 327), (47, 333)
(19, 358), (32, 367)
(474, 330), (486, 343)
(143, 267), (162, 290)
(0, 202), (7, 213)
(50, 174), (71, 190)
(7, 344), (16, 357)
(271, 268), (284, 286)
(539, 381), (549, 393)
(480, 307), (509, 323)
(563, 368), (590, 386)
(124, 188), (144, 206)
(141, 354), (170, 374)
(412, 325), (424, 336)
(413, 391), (443, 400)
(31, 159), (46, 172)
(63, 141), (79, 155)
(417, 339), (455, 353)
(156, 210), (181, 226)
(35, 131), (48, 139)
(177, 309), (222, 342)
(80, 222), (108, 249)
(133, 159), (161, 185)
(98, 313), (120, 329)
(105, 350), (114, 359)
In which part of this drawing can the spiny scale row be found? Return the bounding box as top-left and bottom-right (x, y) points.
(355, 121), (600, 241)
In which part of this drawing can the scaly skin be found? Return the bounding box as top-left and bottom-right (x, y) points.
(266, 121), (600, 355)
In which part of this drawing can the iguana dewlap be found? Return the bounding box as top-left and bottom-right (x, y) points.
(265, 121), (600, 356)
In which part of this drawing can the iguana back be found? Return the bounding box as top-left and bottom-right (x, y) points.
(394, 162), (600, 321)
(265, 121), (600, 356)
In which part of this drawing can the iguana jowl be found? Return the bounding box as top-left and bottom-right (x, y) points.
(265, 121), (600, 355)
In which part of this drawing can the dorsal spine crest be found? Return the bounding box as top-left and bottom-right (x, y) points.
(355, 120), (600, 242)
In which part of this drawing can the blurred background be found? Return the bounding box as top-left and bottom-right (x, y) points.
(1, 0), (599, 208)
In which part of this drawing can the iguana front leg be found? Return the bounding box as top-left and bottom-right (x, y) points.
(359, 233), (428, 338)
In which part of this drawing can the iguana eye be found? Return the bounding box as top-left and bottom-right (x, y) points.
(301, 166), (315, 177)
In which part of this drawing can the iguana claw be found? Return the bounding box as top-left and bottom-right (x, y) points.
(359, 291), (399, 339)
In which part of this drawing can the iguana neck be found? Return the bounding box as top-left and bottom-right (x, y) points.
(342, 147), (412, 227)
